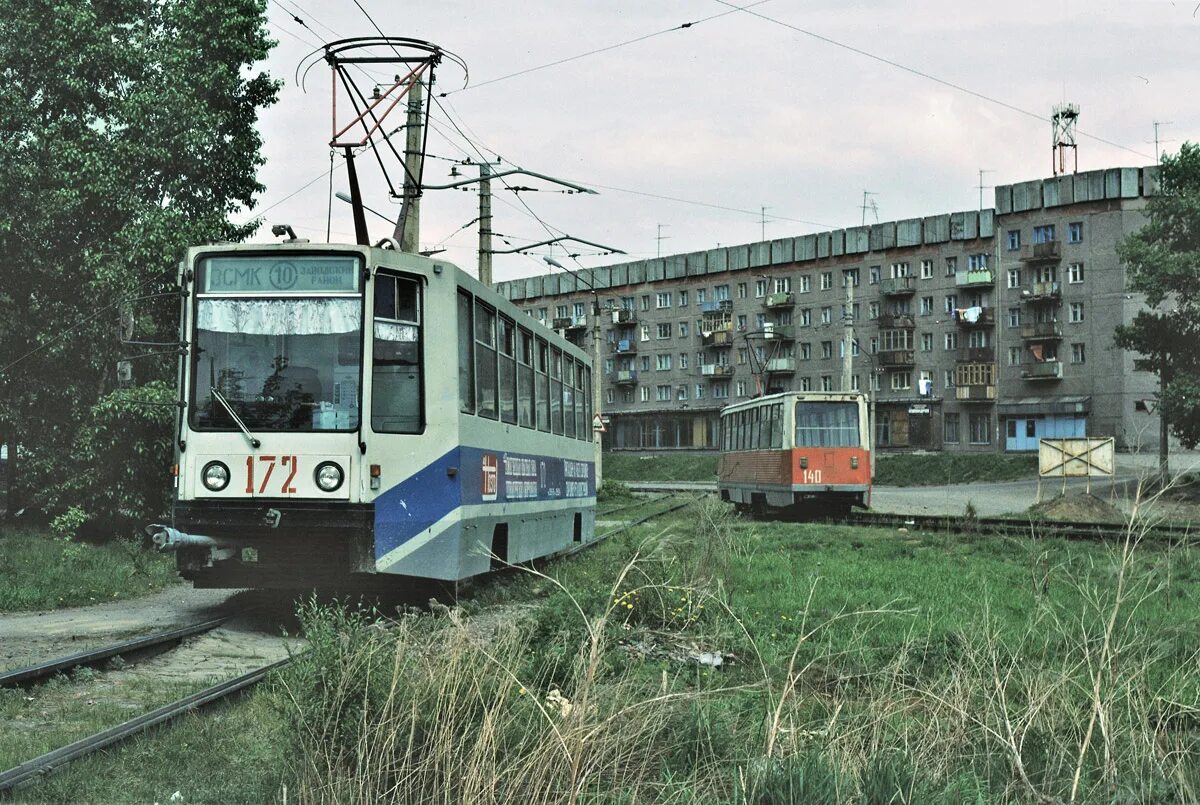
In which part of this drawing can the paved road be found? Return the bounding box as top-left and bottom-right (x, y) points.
(627, 474), (1139, 518)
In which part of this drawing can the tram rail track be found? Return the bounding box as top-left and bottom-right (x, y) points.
(827, 510), (1197, 543)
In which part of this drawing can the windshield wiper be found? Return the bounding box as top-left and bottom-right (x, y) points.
(210, 387), (261, 449)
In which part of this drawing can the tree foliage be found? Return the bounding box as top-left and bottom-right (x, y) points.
(1115, 142), (1200, 449)
(0, 1), (278, 532)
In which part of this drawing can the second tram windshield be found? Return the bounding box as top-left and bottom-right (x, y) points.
(190, 254), (363, 432)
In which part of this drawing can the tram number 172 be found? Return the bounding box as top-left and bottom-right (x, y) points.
(801, 469), (823, 484)
(245, 455), (299, 495)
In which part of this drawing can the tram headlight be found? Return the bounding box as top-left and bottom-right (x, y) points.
(201, 461), (230, 492)
(314, 462), (344, 492)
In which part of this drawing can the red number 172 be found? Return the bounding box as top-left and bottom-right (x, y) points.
(245, 455), (298, 494)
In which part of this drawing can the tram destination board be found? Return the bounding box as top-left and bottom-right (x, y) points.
(200, 255), (361, 294)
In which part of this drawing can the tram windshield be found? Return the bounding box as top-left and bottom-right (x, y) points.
(794, 401), (860, 447)
(190, 255), (362, 432)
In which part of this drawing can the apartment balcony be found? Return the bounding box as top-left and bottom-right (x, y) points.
(762, 323), (795, 341)
(552, 315), (587, 330)
(956, 346), (995, 363)
(612, 339), (637, 355)
(1020, 281), (1062, 303)
(764, 291), (795, 308)
(1020, 241), (1061, 262)
(701, 329), (735, 348)
(955, 269), (995, 288)
(877, 313), (915, 329)
(1019, 321), (1063, 340)
(953, 307), (995, 327)
(880, 277), (916, 296)
(1021, 360), (1064, 380)
(610, 370), (638, 386)
(609, 308), (637, 326)
(955, 384), (997, 402)
(765, 357), (796, 373)
(878, 349), (915, 367)
(700, 300), (733, 313)
(700, 364), (734, 377)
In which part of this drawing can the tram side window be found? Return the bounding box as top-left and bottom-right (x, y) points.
(574, 363), (586, 439)
(581, 366), (591, 439)
(550, 347), (564, 435)
(563, 359), (577, 438)
(794, 402), (861, 447)
(457, 291), (474, 414)
(736, 411), (746, 450)
(517, 328), (534, 428)
(475, 301), (498, 419)
(760, 407), (771, 449)
(536, 339), (551, 432)
(770, 404), (783, 448)
(498, 315), (517, 425)
(372, 273), (422, 433)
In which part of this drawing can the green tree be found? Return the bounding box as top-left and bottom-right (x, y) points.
(0, 0), (278, 533)
(1115, 142), (1200, 478)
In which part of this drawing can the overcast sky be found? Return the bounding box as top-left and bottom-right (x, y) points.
(246, 0), (1200, 282)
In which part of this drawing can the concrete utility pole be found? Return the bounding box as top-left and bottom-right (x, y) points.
(977, 169), (993, 212)
(842, 271), (854, 391)
(592, 299), (604, 490)
(478, 162), (493, 286)
(394, 77), (424, 252)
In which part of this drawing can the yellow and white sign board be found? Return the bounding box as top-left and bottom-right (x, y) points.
(1038, 437), (1115, 477)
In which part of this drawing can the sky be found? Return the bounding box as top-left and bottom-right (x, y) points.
(244, 0), (1200, 283)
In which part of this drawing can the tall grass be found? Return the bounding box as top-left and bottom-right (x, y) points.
(279, 491), (1199, 803)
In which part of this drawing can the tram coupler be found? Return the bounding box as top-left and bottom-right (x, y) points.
(146, 524), (235, 552)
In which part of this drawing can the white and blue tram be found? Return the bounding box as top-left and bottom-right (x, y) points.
(149, 242), (596, 588)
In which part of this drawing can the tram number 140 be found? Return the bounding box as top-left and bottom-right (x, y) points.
(245, 455), (299, 495)
(800, 469), (823, 484)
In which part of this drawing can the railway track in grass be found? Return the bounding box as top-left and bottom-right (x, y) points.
(829, 510), (1197, 544)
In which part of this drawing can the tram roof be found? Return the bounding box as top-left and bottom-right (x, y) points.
(719, 390), (866, 415)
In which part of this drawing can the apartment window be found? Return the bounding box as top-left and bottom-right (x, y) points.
(944, 369), (955, 389)
(869, 266), (881, 284)
(820, 375), (833, 391)
(920, 260), (934, 279)
(945, 332), (959, 350)
(640, 356), (650, 371)
(695, 384), (704, 399)
(555, 304), (568, 319)
(622, 389), (633, 403)
(1068, 222), (1083, 243)
(656, 354), (672, 371)
(675, 322), (687, 339)
(1007, 269), (1021, 289)
(656, 385), (671, 402)
(795, 376), (809, 391)
(968, 253), (988, 270)
(777, 309), (793, 325)
(603, 357), (614, 374)
(736, 381), (747, 397)
(775, 277), (791, 293)
(1072, 343), (1086, 364)
(1006, 230), (1020, 251)
(1009, 346), (1022, 366)
(606, 388), (614, 404)
(921, 332), (933, 352)
(944, 294), (958, 314)
(736, 348), (747, 365)
(890, 262), (910, 278)
(573, 302), (585, 319)
(851, 375), (861, 391)
(944, 256), (957, 277)
(733, 282), (745, 299)
(1008, 308), (1021, 327)
(1069, 302), (1084, 323)
(919, 370), (933, 395)
(820, 341), (833, 359)
(677, 385), (688, 401)
(800, 308), (812, 327)
(640, 325), (650, 342)
(736, 314), (747, 331)
(1067, 263), (1084, 283)
(843, 268), (860, 287)
(755, 313), (766, 329)
(920, 296), (933, 316)
(799, 342), (812, 360)
(869, 301), (880, 320)
(639, 386), (649, 402)
(656, 323), (671, 339)
(714, 285), (730, 301)
(969, 412), (991, 444)
(713, 382), (730, 399)
(798, 275), (811, 293)
(754, 279), (767, 297)
(820, 307), (832, 324)
(1033, 225), (1056, 244)
(820, 272), (833, 290)
(696, 288), (707, 303)
(679, 353), (689, 369)
(656, 292), (672, 309)
(869, 337), (878, 354)
(640, 295), (650, 311)
(944, 413), (960, 443)
(891, 371), (912, 391)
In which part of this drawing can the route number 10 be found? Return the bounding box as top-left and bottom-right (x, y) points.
(246, 455), (299, 495)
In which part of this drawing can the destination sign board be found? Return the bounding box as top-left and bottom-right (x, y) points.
(201, 256), (360, 294)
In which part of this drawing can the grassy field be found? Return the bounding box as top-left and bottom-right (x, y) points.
(602, 451), (1038, 486)
(9, 500), (1196, 802)
(0, 526), (178, 612)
